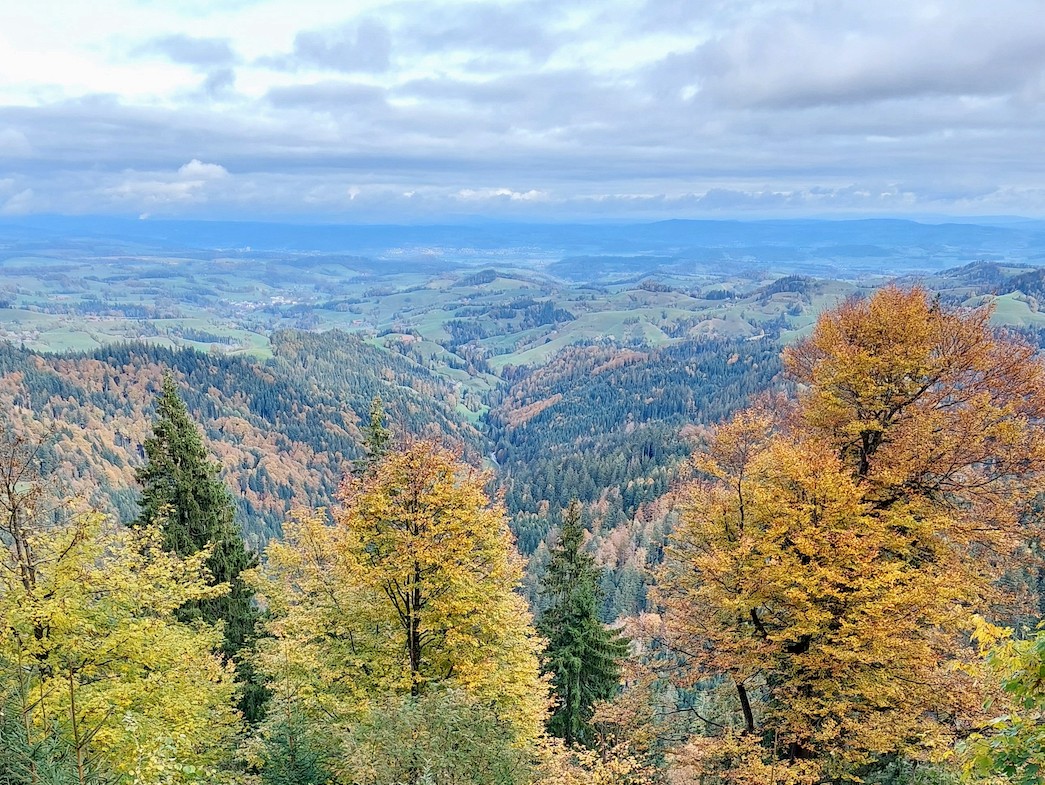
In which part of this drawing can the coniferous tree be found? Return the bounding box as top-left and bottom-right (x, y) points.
(134, 373), (264, 720)
(538, 500), (628, 747)
(353, 395), (391, 474)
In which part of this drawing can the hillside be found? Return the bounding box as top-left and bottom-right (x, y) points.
(0, 333), (483, 545)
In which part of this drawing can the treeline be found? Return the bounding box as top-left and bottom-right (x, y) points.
(444, 299), (577, 355)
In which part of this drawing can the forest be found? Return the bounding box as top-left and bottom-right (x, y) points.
(2, 286), (1045, 785)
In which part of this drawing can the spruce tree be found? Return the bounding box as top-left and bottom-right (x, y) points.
(353, 395), (391, 474)
(537, 500), (628, 747)
(134, 373), (265, 720)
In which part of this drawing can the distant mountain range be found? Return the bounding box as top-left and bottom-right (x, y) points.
(4, 215), (1045, 276)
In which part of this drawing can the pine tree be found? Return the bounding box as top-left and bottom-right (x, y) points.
(134, 373), (264, 720)
(538, 500), (628, 747)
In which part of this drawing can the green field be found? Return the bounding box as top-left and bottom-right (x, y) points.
(3, 242), (1042, 385)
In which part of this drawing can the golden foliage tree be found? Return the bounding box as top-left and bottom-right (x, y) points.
(660, 287), (1045, 783)
(251, 441), (547, 780)
(0, 420), (240, 784)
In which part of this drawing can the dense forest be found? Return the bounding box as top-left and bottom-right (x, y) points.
(2, 287), (1045, 784)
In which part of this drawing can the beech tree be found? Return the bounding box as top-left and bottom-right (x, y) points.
(539, 500), (627, 747)
(661, 287), (1045, 783)
(0, 419), (239, 784)
(251, 441), (547, 782)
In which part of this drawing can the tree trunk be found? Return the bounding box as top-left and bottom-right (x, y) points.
(736, 680), (755, 735)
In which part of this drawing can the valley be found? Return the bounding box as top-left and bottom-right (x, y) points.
(4, 217), (1045, 620)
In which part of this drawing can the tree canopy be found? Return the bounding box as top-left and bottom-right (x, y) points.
(660, 287), (1045, 783)
(251, 441), (548, 781)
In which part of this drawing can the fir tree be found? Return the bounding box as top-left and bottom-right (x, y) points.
(353, 395), (392, 474)
(134, 373), (265, 721)
(538, 500), (628, 747)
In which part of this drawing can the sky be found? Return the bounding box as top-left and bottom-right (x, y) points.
(2, 0), (1045, 223)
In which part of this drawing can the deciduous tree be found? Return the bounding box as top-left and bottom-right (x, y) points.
(962, 619), (1045, 785)
(660, 288), (1045, 782)
(0, 470), (240, 784)
(251, 442), (548, 781)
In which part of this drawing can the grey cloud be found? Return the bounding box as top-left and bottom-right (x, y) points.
(202, 68), (236, 97)
(398, 1), (564, 62)
(395, 69), (647, 133)
(266, 81), (387, 110)
(659, 1), (1045, 109)
(12, 1), (1045, 221)
(138, 34), (237, 67)
(265, 19), (392, 73)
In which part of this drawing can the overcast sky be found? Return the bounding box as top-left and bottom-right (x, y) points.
(3, 0), (1045, 222)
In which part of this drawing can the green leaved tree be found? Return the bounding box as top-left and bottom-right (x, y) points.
(963, 619), (1045, 785)
(352, 395), (392, 475)
(135, 373), (264, 721)
(538, 500), (628, 747)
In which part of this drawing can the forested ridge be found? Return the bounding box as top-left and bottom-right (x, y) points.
(0, 331), (773, 618)
(0, 331), (483, 546)
(489, 338), (780, 550)
(2, 288), (1045, 783)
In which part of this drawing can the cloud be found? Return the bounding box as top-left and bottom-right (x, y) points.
(101, 160), (230, 208)
(178, 159), (229, 179)
(266, 81), (387, 110)
(0, 128), (32, 157)
(456, 187), (548, 202)
(1, 189), (36, 215)
(201, 68), (236, 97)
(657, 1), (1045, 109)
(6, 0), (1045, 220)
(398, 2), (564, 62)
(264, 18), (391, 73)
(138, 34), (237, 67)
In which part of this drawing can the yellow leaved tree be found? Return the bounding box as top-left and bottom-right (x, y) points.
(660, 287), (1045, 783)
(0, 422), (241, 785)
(250, 440), (547, 783)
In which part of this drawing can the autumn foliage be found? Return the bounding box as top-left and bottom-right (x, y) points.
(660, 286), (1045, 782)
(250, 441), (548, 778)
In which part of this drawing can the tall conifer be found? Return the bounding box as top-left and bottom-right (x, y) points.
(538, 500), (627, 747)
(353, 395), (391, 475)
(135, 373), (264, 720)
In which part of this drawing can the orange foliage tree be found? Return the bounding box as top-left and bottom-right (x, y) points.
(660, 287), (1045, 783)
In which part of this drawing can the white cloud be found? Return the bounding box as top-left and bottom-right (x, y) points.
(1, 189), (36, 215)
(456, 187), (548, 202)
(101, 160), (232, 208)
(178, 158), (229, 179)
